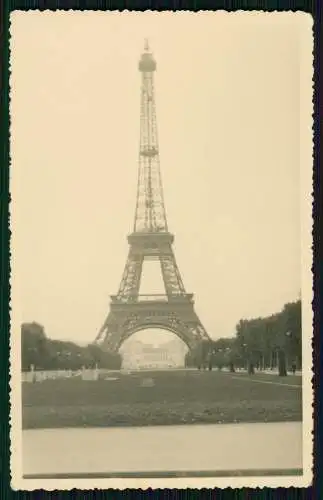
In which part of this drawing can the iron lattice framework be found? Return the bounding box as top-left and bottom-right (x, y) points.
(95, 41), (211, 352)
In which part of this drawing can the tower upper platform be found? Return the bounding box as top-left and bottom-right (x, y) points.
(138, 39), (156, 72)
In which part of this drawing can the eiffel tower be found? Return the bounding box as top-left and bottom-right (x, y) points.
(95, 40), (211, 352)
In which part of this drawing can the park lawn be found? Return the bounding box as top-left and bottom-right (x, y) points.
(22, 370), (302, 429)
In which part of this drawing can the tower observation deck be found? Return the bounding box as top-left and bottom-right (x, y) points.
(138, 39), (157, 72)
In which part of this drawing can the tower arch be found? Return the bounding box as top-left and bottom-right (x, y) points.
(116, 322), (195, 352)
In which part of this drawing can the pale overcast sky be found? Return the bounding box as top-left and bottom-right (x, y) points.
(10, 12), (310, 345)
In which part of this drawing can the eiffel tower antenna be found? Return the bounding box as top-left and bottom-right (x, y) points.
(95, 41), (210, 352)
(134, 39), (167, 233)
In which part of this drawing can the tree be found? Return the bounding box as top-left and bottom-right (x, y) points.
(184, 350), (196, 368)
(21, 322), (122, 371)
(233, 300), (302, 377)
(280, 301), (302, 369)
(87, 343), (122, 369)
(186, 340), (212, 369)
(21, 322), (49, 370)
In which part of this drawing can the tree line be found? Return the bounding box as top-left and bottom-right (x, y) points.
(21, 322), (122, 371)
(22, 299), (301, 376)
(186, 300), (302, 376)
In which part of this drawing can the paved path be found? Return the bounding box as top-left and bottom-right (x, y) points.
(229, 376), (301, 389)
(23, 422), (302, 477)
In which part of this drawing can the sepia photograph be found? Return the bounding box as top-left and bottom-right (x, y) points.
(9, 11), (313, 489)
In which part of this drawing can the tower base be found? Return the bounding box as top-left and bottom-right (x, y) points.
(96, 295), (209, 352)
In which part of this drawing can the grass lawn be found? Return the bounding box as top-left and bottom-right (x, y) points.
(22, 369), (302, 429)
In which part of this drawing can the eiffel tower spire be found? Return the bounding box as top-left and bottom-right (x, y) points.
(134, 40), (167, 233)
(95, 42), (210, 352)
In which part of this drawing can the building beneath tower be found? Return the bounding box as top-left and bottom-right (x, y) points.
(120, 336), (188, 370)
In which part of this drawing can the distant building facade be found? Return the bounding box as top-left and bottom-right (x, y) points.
(120, 337), (188, 370)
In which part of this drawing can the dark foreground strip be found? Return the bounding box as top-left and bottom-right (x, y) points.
(24, 469), (303, 479)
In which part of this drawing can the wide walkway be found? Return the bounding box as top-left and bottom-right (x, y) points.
(23, 421), (302, 478)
